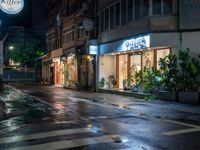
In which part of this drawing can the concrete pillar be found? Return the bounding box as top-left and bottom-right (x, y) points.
(0, 41), (3, 89)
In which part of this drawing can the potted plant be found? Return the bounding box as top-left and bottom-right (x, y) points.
(107, 75), (117, 89)
(123, 79), (127, 90)
(143, 67), (161, 94)
(158, 53), (179, 102)
(98, 78), (106, 89)
(132, 70), (143, 92)
(178, 49), (200, 103)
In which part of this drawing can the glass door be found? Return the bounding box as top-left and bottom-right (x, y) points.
(118, 55), (128, 89)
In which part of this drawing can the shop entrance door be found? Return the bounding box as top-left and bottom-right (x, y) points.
(118, 55), (128, 89)
(55, 62), (59, 84)
(81, 56), (95, 90)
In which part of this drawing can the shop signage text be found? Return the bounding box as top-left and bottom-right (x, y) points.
(123, 35), (150, 51)
(0, 0), (24, 14)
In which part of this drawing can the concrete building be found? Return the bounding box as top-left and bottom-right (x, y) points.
(98, 0), (200, 90)
(43, 0), (98, 90)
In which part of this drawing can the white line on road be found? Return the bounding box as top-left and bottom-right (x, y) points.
(6, 135), (118, 150)
(163, 128), (200, 136)
(0, 128), (92, 144)
(163, 120), (200, 136)
(165, 119), (200, 128)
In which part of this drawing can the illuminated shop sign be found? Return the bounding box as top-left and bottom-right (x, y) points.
(123, 35), (150, 51)
(89, 46), (98, 55)
(0, 0), (24, 15)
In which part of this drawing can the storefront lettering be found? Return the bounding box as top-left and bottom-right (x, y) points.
(123, 35), (150, 51)
(0, 0), (24, 14)
(1, 0), (20, 5)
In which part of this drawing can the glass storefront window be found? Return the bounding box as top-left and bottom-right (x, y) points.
(157, 49), (170, 69)
(99, 48), (171, 90)
(118, 55), (128, 89)
(143, 51), (154, 70)
(66, 56), (78, 87)
(130, 53), (142, 75)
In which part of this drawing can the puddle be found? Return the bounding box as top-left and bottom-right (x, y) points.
(0, 87), (54, 133)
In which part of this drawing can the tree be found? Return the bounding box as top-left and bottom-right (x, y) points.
(9, 41), (45, 68)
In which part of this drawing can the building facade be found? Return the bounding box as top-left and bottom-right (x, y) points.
(43, 0), (98, 90)
(98, 0), (200, 90)
(42, 0), (200, 91)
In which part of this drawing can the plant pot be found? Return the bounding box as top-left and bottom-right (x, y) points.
(158, 91), (178, 102)
(178, 92), (199, 104)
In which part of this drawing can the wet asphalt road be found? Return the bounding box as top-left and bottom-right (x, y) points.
(0, 84), (200, 150)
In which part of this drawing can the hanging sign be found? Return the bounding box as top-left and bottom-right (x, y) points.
(82, 17), (94, 32)
(0, 0), (24, 15)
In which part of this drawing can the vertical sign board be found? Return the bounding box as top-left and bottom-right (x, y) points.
(179, 0), (200, 30)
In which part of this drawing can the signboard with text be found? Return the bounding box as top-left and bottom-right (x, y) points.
(123, 35), (150, 51)
(0, 0), (24, 15)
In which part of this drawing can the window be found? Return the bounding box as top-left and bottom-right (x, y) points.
(163, 0), (173, 15)
(77, 28), (80, 39)
(121, 0), (127, 25)
(110, 5), (115, 29)
(100, 11), (105, 32)
(72, 31), (75, 41)
(105, 8), (109, 30)
(127, 0), (133, 21)
(115, 2), (120, 26)
(157, 49), (170, 69)
(135, 0), (141, 20)
(142, 0), (149, 17)
(153, 0), (161, 15)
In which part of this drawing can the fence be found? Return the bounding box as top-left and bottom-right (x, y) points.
(3, 70), (35, 82)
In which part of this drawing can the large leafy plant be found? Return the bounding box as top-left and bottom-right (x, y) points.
(159, 53), (179, 91)
(178, 49), (200, 91)
(143, 67), (162, 93)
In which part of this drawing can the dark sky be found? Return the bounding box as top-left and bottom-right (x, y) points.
(0, 0), (47, 29)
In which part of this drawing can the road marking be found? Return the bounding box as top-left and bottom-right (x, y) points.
(163, 128), (200, 136)
(165, 119), (200, 128)
(89, 116), (109, 120)
(163, 120), (200, 136)
(0, 128), (92, 144)
(6, 135), (118, 150)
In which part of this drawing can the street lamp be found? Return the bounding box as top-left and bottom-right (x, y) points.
(9, 46), (14, 50)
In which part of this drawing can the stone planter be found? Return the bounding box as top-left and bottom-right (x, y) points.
(158, 91), (178, 102)
(179, 92), (199, 104)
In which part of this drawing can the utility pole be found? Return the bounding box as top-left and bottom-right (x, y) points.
(0, 33), (8, 87)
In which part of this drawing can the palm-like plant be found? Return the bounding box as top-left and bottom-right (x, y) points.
(159, 53), (179, 91)
(178, 49), (200, 91)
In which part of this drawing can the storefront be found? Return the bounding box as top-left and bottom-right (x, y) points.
(99, 34), (171, 89)
(51, 48), (65, 86)
(64, 46), (96, 90)
(65, 53), (78, 88)
(41, 54), (52, 84)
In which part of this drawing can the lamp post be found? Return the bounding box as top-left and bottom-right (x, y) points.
(0, 33), (8, 87)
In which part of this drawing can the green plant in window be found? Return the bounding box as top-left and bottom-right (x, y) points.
(98, 78), (106, 88)
(107, 75), (117, 89)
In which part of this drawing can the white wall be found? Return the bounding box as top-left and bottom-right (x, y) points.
(99, 55), (116, 88)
